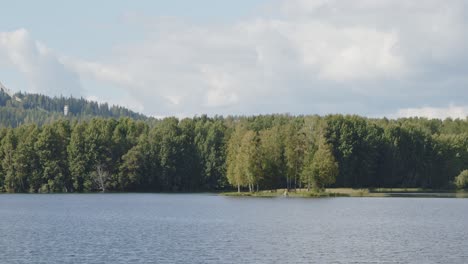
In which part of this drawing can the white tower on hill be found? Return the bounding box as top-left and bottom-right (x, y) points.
(64, 105), (69, 116)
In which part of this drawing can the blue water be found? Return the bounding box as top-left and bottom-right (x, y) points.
(1, 194), (467, 263)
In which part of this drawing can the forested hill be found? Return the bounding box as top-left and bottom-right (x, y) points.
(0, 89), (149, 127)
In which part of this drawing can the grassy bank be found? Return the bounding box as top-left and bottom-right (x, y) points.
(221, 188), (365, 198)
(221, 188), (468, 198)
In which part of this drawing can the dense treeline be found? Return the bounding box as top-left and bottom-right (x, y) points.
(0, 114), (467, 193)
(0, 90), (150, 127)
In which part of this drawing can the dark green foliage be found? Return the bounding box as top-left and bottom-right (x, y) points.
(68, 122), (90, 192)
(35, 121), (71, 192)
(324, 115), (383, 187)
(0, 90), (151, 128)
(0, 113), (466, 193)
(194, 116), (227, 190)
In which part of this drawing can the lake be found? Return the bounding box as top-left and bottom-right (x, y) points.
(1, 194), (467, 264)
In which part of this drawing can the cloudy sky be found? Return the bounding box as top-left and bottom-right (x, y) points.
(1, 0), (467, 119)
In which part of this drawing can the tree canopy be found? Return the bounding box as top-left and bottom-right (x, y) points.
(0, 114), (466, 193)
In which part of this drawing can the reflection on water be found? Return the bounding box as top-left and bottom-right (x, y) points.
(1, 194), (468, 263)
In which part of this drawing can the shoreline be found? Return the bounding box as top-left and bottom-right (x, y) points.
(220, 188), (468, 198)
(1, 189), (467, 198)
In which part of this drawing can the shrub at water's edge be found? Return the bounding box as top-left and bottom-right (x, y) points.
(455, 170), (468, 190)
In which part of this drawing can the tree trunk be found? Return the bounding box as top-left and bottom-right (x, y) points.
(294, 174), (297, 191)
(237, 184), (240, 193)
(95, 164), (109, 192)
(294, 163), (298, 191)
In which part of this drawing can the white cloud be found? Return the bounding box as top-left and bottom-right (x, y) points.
(76, 0), (466, 116)
(1, 1), (468, 117)
(288, 23), (405, 81)
(394, 105), (468, 120)
(0, 29), (82, 96)
(62, 58), (135, 87)
(200, 66), (239, 107)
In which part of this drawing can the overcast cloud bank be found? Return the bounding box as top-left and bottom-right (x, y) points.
(1, 0), (467, 119)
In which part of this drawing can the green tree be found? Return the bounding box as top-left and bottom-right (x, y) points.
(1, 129), (18, 192)
(68, 122), (91, 191)
(259, 125), (285, 190)
(311, 141), (339, 190)
(151, 117), (197, 191)
(239, 130), (262, 192)
(299, 116), (323, 191)
(84, 119), (114, 191)
(226, 123), (248, 192)
(455, 170), (468, 189)
(194, 117), (227, 190)
(36, 121), (70, 192)
(284, 119), (306, 190)
(325, 115), (383, 187)
(14, 125), (40, 192)
(119, 142), (145, 191)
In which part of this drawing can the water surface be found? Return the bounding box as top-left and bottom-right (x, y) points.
(1, 194), (467, 263)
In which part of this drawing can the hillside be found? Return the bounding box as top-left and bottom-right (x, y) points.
(0, 86), (149, 127)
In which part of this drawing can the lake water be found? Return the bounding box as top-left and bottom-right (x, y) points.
(1, 194), (467, 264)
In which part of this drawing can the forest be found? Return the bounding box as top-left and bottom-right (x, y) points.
(0, 90), (150, 127)
(0, 114), (467, 193)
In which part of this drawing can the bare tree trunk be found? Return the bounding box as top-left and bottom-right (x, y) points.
(294, 163), (298, 191)
(237, 184), (240, 193)
(94, 164), (109, 192)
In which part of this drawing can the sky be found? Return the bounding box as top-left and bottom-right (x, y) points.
(0, 0), (467, 119)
